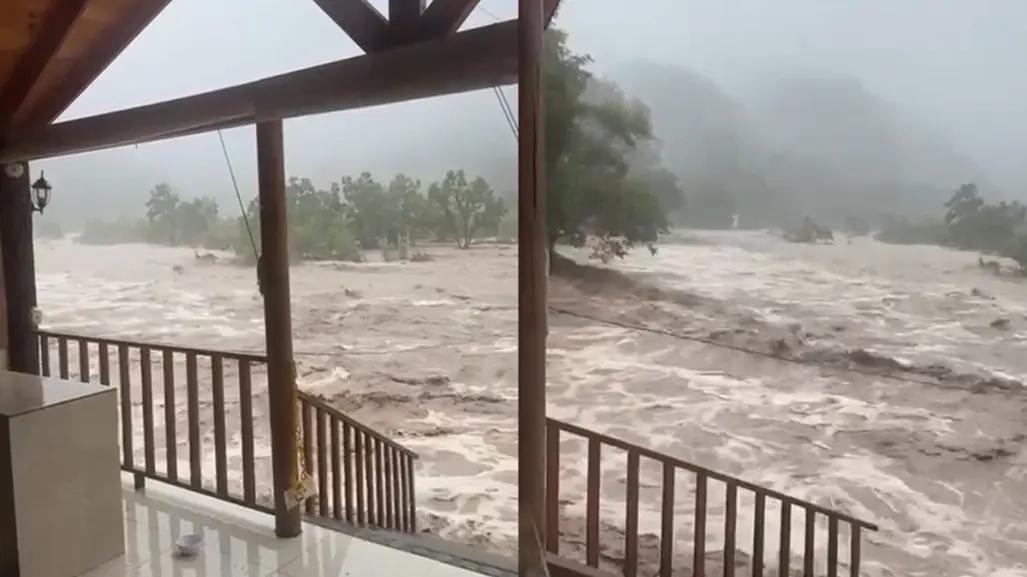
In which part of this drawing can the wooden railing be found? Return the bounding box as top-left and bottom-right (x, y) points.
(37, 329), (272, 512)
(298, 392), (419, 532)
(35, 329), (419, 533)
(545, 419), (878, 577)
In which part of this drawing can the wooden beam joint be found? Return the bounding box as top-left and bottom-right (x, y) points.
(311, 0), (392, 53)
(388, 0), (426, 44)
(417, 0), (481, 39)
(316, 0), (558, 53)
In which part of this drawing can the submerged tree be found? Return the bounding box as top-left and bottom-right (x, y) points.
(428, 169), (506, 249)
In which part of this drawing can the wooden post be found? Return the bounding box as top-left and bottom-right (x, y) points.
(517, 0), (548, 575)
(0, 162), (38, 375)
(256, 120), (302, 538)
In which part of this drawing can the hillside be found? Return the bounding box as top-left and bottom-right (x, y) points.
(612, 61), (996, 228)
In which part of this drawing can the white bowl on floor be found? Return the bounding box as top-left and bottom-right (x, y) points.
(174, 534), (203, 558)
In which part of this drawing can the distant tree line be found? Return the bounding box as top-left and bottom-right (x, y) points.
(876, 183), (1027, 272)
(60, 27), (686, 268)
(76, 170), (513, 263)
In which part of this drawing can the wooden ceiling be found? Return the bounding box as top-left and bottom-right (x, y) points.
(0, 0), (171, 138)
(0, 0), (562, 161)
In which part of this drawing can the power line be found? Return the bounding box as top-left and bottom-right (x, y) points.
(546, 306), (985, 389)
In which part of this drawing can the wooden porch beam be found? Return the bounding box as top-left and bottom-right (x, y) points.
(0, 0), (91, 133)
(311, 0), (391, 53)
(417, 0), (480, 37)
(388, 0), (426, 44)
(0, 162), (39, 376)
(10, 0), (175, 133)
(255, 119), (302, 538)
(517, 0), (548, 575)
(0, 20), (518, 163)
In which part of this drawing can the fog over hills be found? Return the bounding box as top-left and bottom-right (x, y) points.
(614, 61), (999, 227)
(31, 0), (1027, 228)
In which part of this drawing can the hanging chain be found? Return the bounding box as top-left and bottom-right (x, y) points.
(284, 360), (315, 510)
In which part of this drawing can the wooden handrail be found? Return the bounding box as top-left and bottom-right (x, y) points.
(35, 328), (420, 534)
(36, 328), (267, 364)
(546, 417), (877, 577)
(549, 418), (877, 531)
(298, 391), (419, 532)
(298, 391), (419, 460)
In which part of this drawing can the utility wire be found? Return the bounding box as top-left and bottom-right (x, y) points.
(547, 306), (985, 389)
(217, 128), (258, 257)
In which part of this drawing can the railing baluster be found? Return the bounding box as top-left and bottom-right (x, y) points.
(384, 445), (395, 529)
(545, 423), (561, 553)
(140, 347), (156, 477)
(98, 343), (109, 386)
(162, 350), (178, 482)
(827, 516), (839, 577)
(586, 436), (601, 567)
(343, 422), (354, 523)
(660, 462), (675, 577)
(57, 337), (69, 379)
(753, 492), (766, 577)
(804, 508), (816, 577)
(694, 473), (708, 577)
(317, 409), (329, 517)
(301, 400), (314, 514)
(365, 434), (376, 526)
(186, 352), (201, 489)
(398, 448), (409, 531)
(117, 345), (134, 472)
(210, 355), (228, 496)
(724, 482), (738, 577)
(625, 450), (640, 577)
(238, 360), (255, 505)
(779, 502), (792, 577)
(39, 334), (50, 376)
(407, 454), (417, 532)
(355, 431), (366, 525)
(374, 438), (385, 526)
(78, 339), (90, 382)
(330, 417), (342, 520)
(850, 524), (861, 577)
(393, 448), (404, 530)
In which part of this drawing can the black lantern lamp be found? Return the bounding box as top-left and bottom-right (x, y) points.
(30, 171), (52, 214)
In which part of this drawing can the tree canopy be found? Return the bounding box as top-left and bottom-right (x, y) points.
(76, 169), (511, 264)
(544, 29), (683, 261)
(877, 182), (1027, 272)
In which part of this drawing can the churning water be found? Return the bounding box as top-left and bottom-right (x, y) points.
(35, 231), (1027, 577)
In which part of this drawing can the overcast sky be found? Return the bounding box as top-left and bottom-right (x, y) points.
(37, 0), (1027, 212)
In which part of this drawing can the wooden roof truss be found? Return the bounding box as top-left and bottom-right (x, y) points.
(0, 0), (559, 162)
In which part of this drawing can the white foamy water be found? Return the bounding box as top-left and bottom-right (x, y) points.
(34, 233), (1027, 577)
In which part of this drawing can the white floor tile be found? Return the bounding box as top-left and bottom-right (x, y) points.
(276, 535), (489, 577)
(75, 482), (493, 577)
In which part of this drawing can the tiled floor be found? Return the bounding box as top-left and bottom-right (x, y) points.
(77, 477), (489, 577)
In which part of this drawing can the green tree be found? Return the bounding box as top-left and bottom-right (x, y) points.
(144, 183), (182, 245)
(387, 173), (424, 245)
(428, 169), (506, 249)
(175, 196), (220, 246)
(341, 173), (391, 249)
(543, 29), (681, 263)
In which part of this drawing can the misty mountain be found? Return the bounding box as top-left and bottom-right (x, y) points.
(612, 61), (996, 227)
